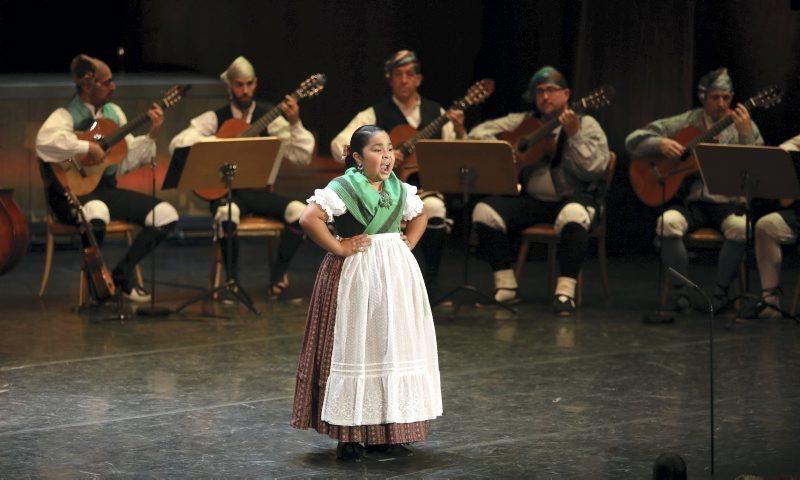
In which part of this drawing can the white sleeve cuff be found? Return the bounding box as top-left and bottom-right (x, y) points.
(402, 183), (424, 221)
(307, 187), (346, 222)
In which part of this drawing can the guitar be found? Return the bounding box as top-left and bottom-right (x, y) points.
(47, 84), (191, 197)
(499, 85), (615, 175)
(390, 79), (495, 181)
(193, 74), (327, 201)
(629, 85), (783, 207)
(63, 188), (116, 301)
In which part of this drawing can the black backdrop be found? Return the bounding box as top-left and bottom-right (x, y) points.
(2, 0), (799, 254)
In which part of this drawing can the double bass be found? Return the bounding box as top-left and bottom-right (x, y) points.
(0, 189), (30, 275)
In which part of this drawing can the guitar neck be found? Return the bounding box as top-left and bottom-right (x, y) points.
(685, 116), (735, 150)
(399, 113), (451, 155)
(99, 105), (160, 150)
(241, 93), (300, 137)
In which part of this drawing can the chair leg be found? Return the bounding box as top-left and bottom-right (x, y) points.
(514, 240), (531, 281)
(39, 231), (55, 296)
(576, 270), (584, 306)
(790, 276), (800, 316)
(79, 268), (87, 308)
(547, 239), (557, 295)
(598, 234), (610, 299)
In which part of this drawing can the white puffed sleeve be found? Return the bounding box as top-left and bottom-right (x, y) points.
(402, 183), (424, 221)
(307, 187), (347, 223)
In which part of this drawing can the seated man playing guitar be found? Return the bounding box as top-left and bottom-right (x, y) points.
(753, 133), (800, 318)
(625, 68), (764, 312)
(169, 56), (315, 301)
(36, 54), (178, 303)
(468, 66), (610, 316)
(330, 50), (466, 295)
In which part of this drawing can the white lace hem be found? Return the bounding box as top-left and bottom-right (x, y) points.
(321, 367), (443, 426)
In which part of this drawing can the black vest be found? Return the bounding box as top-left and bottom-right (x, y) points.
(213, 103), (271, 135)
(372, 97), (443, 137)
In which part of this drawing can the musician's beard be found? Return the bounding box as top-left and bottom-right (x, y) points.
(232, 96), (254, 112)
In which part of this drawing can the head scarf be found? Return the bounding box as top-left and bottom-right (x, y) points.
(220, 56), (256, 86)
(70, 54), (107, 84)
(384, 49), (420, 78)
(522, 66), (568, 103)
(697, 67), (733, 102)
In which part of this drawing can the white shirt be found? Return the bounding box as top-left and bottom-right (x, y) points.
(330, 95), (459, 161)
(35, 101), (157, 176)
(169, 101), (315, 167)
(781, 133), (800, 152)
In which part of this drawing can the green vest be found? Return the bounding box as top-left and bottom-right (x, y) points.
(66, 96), (122, 177)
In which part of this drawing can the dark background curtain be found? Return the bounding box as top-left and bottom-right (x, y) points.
(2, 0), (798, 254)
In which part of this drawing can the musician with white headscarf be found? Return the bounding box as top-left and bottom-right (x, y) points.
(170, 56), (315, 301)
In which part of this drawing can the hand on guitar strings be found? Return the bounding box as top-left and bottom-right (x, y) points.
(85, 142), (106, 166)
(147, 103), (165, 139)
(446, 109), (466, 138)
(728, 103), (753, 138)
(279, 95), (301, 125)
(659, 138), (687, 160)
(557, 108), (580, 136)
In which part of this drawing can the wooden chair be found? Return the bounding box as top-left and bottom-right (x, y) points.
(513, 152), (616, 305)
(210, 216), (285, 289)
(659, 227), (746, 307)
(39, 212), (144, 307)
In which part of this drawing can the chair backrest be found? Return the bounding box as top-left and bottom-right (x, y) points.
(604, 151), (617, 188)
(593, 151), (617, 234)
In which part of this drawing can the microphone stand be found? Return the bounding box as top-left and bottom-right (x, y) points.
(667, 267), (715, 477)
(137, 158), (171, 317)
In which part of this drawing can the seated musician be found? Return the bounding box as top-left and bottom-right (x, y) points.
(36, 54), (178, 302)
(753, 132), (800, 318)
(169, 56), (314, 301)
(625, 68), (763, 312)
(468, 66), (610, 315)
(330, 50), (466, 295)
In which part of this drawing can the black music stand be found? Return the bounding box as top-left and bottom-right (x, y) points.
(415, 139), (519, 317)
(163, 137), (283, 316)
(696, 143), (800, 322)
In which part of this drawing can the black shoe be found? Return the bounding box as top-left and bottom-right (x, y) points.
(553, 295), (576, 317)
(664, 294), (691, 314)
(268, 282), (303, 304)
(336, 442), (364, 461)
(711, 293), (732, 314)
(385, 443), (414, 457)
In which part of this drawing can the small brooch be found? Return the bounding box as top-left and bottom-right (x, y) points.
(378, 190), (392, 209)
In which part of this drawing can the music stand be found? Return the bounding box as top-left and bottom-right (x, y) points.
(696, 143), (800, 321)
(163, 137), (283, 316)
(415, 140), (519, 316)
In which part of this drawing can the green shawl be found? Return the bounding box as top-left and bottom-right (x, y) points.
(327, 168), (407, 234)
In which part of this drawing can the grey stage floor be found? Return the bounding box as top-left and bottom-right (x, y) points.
(1, 237), (799, 479)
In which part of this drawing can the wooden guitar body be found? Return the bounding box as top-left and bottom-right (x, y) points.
(628, 125), (705, 207)
(389, 124), (421, 181)
(51, 118), (128, 196)
(498, 117), (557, 174)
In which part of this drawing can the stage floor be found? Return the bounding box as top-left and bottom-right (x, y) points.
(1, 238), (799, 478)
